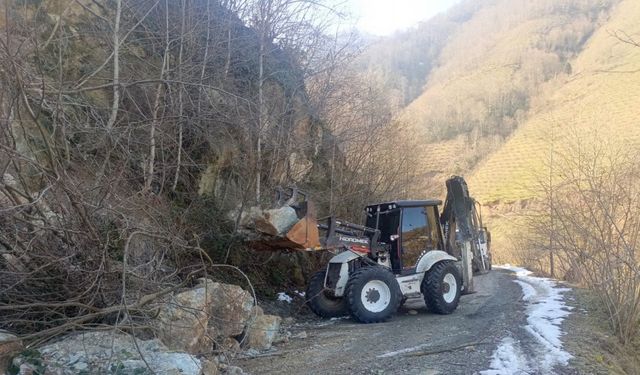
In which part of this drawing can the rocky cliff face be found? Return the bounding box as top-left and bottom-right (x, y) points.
(0, 0), (333, 360)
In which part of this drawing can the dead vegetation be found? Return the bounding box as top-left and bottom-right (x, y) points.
(0, 0), (428, 348)
(0, 0), (313, 342)
(517, 134), (640, 346)
(564, 287), (640, 374)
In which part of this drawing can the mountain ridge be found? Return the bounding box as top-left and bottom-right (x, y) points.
(358, 0), (639, 259)
(465, 0), (640, 258)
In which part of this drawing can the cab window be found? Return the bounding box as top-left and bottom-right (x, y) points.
(425, 205), (443, 250)
(401, 207), (428, 268)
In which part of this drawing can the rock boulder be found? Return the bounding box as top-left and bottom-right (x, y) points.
(232, 204), (299, 237)
(155, 284), (213, 354)
(154, 279), (256, 354)
(245, 306), (282, 350)
(0, 331), (22, 372)
(253, 206), (299, 236)
(12, 331), (207, 375)
(205, 281), (255, 338)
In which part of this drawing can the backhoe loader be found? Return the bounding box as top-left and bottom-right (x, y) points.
(249, 176), (491, 323)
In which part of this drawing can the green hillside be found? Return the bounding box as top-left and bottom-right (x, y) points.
(360, 0), (640, 258)
(383, 0), (622, 192)
(468, 0), (640, 256)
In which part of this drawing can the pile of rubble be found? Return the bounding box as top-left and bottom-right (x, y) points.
(1, 280), (283, 374)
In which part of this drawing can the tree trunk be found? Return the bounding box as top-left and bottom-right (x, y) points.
(256, 29), (265, 203)
(106, 0), (121, 131)
(172, 0), (188, 192)
(145, 0), (170, 192)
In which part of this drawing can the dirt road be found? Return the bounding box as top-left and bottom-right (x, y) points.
(239, 269), (559, 375)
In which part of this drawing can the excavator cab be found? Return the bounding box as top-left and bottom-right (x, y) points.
(364, 201), (446, 273)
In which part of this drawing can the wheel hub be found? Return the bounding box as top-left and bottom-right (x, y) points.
(365, 288), (381, 303)
(360, 279), (392, 313)
(442, 273), (458, 304)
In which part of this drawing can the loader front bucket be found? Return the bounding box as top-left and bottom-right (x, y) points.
(249, 188), (321, 251)
(282, 201), (320, 250)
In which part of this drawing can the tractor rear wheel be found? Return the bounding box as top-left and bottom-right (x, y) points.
(306, 269), (348, 318)
(345, 266), (402, 323)
(422, 261), (462, 315)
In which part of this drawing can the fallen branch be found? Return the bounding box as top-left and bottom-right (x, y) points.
(237, 351), (285, 359)
(16, 272), (197, 344)
(403, 340), (490, 357)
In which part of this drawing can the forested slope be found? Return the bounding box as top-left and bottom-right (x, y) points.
(0, 0), (421, 341)
(360, 0), (621, 195)
(469, 0), (640, 259)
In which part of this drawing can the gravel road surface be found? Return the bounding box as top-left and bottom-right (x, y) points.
(238, 269), (560, 375)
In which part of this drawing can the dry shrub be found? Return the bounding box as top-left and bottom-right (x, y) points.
(525, 138), (640, 345)
(0, 0), (353, 344)
(0, 169), (207, 342)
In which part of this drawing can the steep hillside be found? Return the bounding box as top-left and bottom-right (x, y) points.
(0, 0), (377, 342)
(469, 0), (640, 258)
(354, 1), (485, 105)
(366, 0), (621, 195)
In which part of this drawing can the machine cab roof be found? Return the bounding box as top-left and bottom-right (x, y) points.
(365, 199), (443, 214)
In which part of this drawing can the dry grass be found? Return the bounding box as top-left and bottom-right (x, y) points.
(564, 287), (640, 375)
(470, 0), (640, 206)
(467, 1), (640, 266)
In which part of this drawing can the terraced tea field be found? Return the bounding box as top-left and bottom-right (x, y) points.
(468, 0), (640, 259)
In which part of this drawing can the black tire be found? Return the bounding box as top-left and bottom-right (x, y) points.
(422, 261), (462, 315)
(399, 296), (408, 307)
(345, 266), (402, 323)
(473, 254), (489, 274)
(306, 270), (348, 318)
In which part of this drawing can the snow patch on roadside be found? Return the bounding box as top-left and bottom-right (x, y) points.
(277, 290), (304, 303)
(483, 265), (573, 374)
(314, 315), (349, 326)
(277, 292), (293, 303)
(513, 280), (536, 300)
(482, 337), (529, 375)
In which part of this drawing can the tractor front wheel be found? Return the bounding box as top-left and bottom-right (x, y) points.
(345, 266), (402, 323)
(422, 261), (462, 315)
(306, 269), (348, 318)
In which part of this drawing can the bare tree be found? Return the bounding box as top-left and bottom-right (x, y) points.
(242, 0), (344, 202)
(106, 0), (123, 131)
(524, 133), (640, 344)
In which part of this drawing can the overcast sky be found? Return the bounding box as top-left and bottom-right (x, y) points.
(349, 0), (461, 36)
